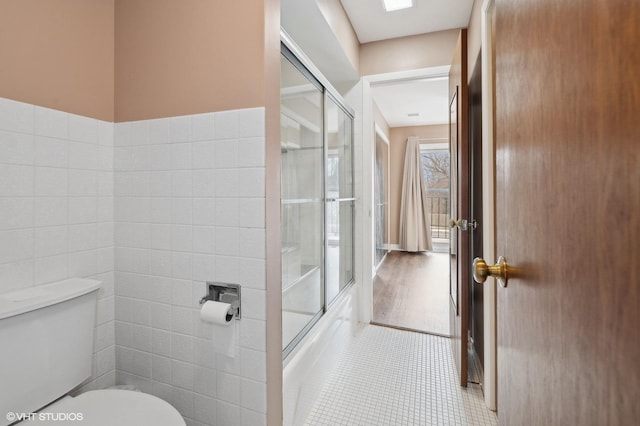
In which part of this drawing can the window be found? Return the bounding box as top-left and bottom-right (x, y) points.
(420, 142), (450, 240)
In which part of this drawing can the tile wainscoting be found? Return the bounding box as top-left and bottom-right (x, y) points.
(0, 97), (116, 392)
(113, 108), (267, 426)
(0, 98), (267, 426)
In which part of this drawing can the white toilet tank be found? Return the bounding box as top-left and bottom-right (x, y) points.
(0, 278), (101, 425)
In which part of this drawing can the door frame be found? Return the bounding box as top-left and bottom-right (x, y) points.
(360, 66), (451, 325)
(374, 123), (391, 270)
(481, 0), (497, 411)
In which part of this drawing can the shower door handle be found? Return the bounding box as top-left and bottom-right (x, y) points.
(326, 198), (357, 202)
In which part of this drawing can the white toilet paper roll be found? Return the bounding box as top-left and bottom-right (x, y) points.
(200, 301), (238, 357)
(200, 300), (235, 326)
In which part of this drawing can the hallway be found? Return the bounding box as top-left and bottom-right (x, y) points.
(303, 325), (496, 425)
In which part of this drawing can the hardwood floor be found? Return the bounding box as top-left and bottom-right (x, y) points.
(373, 251), (450, 336)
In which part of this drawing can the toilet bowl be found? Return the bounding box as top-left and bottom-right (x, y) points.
(0, 278), (184, 426)
(23, 390), (184, 426)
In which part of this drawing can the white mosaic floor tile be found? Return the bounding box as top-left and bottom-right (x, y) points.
(304, 325), (498, 426)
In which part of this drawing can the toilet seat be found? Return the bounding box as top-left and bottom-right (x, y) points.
(27, 390), (185, 426)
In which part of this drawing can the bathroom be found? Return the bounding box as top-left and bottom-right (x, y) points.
(2, 1), (630, 425)
(1, 1), (488, 425)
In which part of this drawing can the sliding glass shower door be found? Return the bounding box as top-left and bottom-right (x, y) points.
(325, 98), (354, 305)
(280, 51), (324, 354)
(280, 43), (354, 357)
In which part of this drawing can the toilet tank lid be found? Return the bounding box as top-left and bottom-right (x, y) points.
(0, 278), (101, 320)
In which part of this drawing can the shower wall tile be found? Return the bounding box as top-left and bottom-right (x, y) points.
(0, 97), (116, 393)
(113, 108), (266, 425)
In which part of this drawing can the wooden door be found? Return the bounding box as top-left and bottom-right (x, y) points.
(495, 0), (640, 424)
(449, 29), (469, 387)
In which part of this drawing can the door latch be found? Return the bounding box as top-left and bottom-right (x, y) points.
(450, 219), (478, 231)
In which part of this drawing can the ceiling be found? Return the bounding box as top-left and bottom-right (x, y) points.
(340, 0), (474, 43)
(372, 77), (449, 127)
(339, 0), (473, 128)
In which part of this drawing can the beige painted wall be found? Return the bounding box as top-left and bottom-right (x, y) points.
(389, 124), (448, 245)
(317, 0), (359, 73)
(467, 0), (482, 80)
(115, 0), (268, 122)
(0, 0), (275, 122)
(0, 0), (115, 121)
(359, 29), (460, 76)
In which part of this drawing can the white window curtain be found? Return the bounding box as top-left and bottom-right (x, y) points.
(399, 136), (433, 252)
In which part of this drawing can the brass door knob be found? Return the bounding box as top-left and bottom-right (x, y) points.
(450, 219), (462, 228)
(473, 256), (509, 287)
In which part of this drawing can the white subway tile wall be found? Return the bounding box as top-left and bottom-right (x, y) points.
(113, 108), (267, 426)
(0, 97), (116, 392)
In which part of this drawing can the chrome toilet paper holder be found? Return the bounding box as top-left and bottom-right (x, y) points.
(199, 282), (241, 319)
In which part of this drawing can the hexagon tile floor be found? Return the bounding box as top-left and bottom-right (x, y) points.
(304, 325), (498, 426)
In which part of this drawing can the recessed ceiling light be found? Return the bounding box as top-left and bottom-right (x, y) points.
(382, 0), (414, 12)
(408, 112), (420, 117)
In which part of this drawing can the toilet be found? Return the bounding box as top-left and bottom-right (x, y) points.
(0, 278), (185, 426)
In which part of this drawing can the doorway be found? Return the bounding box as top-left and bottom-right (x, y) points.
(362, 51), (492, 396)
(368, 75), (452, 336)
